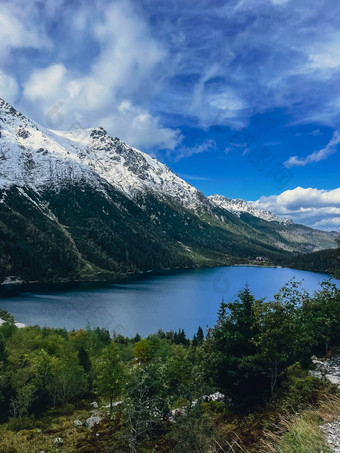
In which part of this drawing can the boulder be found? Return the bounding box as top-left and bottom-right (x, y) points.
(85, 415), (102, 429)
(53, 437), (63, 447)
(210, 392), (225, 401)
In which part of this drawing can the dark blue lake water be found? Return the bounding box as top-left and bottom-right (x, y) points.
(0, 266), (338, 337)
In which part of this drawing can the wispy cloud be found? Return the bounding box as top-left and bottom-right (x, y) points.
(171, 140), (216, 161)
(285, 130), (340, 167)
(1, 0), (340, 159)
(2, 0), (183, 151)
(177, 173), (212, 181)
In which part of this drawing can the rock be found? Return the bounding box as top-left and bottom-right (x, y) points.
(53, 437), (63, 447)
(321, 416), (340, 451)
(210, 391), (225, 401)
(326, 374), (340, 386)
(90, 401), (99, 409)
(74, 419), (83, 426)
(85, 415), (102, 429)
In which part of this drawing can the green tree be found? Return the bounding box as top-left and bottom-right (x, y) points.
(94, 342), (125, 411)
(133, 339), (153, 364)
(56, 355), (88, 405)
(165, 345), (192, 402)
(254, 281), (309, 395)
(192, 326), (204, 347)
(302, 280), (340, 353)
(208, 286), (263, 406)
(335, 233), (340, 279)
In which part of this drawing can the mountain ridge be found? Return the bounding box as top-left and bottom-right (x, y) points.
(0, 98), (337, 284)
(208, 194), (293, 225)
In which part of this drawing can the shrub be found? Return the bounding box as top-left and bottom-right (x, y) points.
(7, 415), (36, 431)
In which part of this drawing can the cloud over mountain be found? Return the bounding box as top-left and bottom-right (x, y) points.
(253, 187), (340, 231)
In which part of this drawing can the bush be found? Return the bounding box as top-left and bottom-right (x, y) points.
(279, 363), (325, 409)
(7, 415), (36, 431)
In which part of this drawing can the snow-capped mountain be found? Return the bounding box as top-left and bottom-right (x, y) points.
(0, 99), (103, 191)
(0, 98), (336, 285)
(209, 195), (292, 225)
(1, 97), (296, 222)
(0, 98), (207, 210)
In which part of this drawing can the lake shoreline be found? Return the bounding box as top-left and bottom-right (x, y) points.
(0, 266), (337, 338)
(0, 260), (336, 299)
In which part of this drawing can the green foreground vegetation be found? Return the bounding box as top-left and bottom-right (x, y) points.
(0, 278), (340, 452)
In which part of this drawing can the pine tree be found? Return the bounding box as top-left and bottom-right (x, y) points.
(196, 326), (204, 345)
(217, 297), (228, 325)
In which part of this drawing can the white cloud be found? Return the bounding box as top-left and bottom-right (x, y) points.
(0, 10), (40, 57)
(20, 0), (181, 151)
(253, 186), (340, 231)
(0, 5), (51, 61)
(285, 130), (340, 167)
(24, 64), (67, 101)
(3, 0), (340, 157)
(304, 35), (340, 76)
(0, 72), (18, 104)
(100, 101), (183, 150)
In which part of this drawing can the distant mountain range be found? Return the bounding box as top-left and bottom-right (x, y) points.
(0, 98), (337, 284)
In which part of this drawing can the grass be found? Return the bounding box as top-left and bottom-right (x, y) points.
(260, 394), (340, 453)
(0, 405), (93, 453)
(275, 412), (332, 453)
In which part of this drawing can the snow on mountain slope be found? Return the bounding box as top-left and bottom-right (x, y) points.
(52, 127), (209, 210)
(0, 98), (106, 192)
(209, 194), (292, 225)
(0, 98), (208, 210)
(0, 97), (297, 224)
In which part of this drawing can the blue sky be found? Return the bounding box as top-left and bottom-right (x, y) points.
(0, 0), (340, 230)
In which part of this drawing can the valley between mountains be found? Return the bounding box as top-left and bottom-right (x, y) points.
(0, 98), (337, 284)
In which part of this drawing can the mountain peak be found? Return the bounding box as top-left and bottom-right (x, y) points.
(209, 194), (292, 225)
(0, 98), (208, 210)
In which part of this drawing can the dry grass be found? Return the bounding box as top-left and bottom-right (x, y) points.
(317, 393), (340, 423)
(258, 394), (340, 453)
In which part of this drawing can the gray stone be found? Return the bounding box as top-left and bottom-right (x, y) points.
(85, 415), (102, 429)
(53, 437), (63, 446)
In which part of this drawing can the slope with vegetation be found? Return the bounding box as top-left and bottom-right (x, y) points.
(0, 279), (340, 452)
